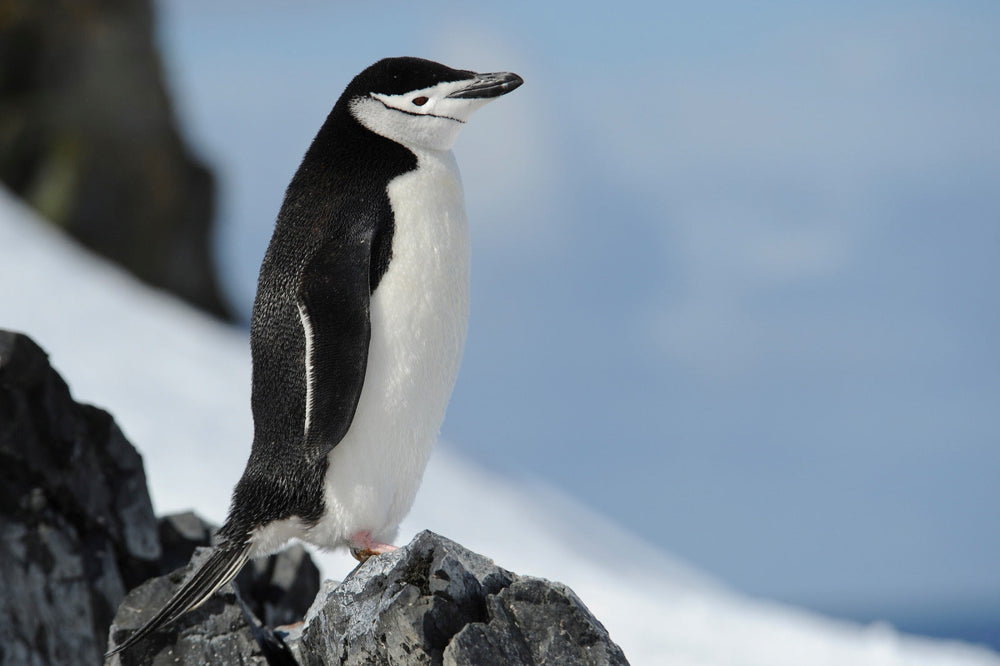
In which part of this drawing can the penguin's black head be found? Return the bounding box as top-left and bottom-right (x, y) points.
(344, 57), (523, 152)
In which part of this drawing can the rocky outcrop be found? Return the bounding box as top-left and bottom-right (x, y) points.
(107, 547), (287, 666)
(291, 531), (630, 666)
(0, 332), (319, 666)
(0, 330), (161, 666)
(108, 530), (629, 665)
(0, 0), (231, 320)
(2, 330), (627, 665)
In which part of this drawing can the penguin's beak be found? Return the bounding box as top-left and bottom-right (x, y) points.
(447, 71), (524, 99)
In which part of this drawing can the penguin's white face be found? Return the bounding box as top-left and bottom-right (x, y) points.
(350, 73), (522, 152)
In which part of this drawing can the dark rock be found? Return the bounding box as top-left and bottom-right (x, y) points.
(291, 531), (629, 666)
(106, 548), (271, 666)
(157, 511), (217, 574)
(105, 524), (319, 665)
(0, 0), (232, 320)
(0, 331), (320, 665)
(0, 330), (626, 664)
(470, 578), (631, 666)
(107, 530), (629, 665)
(0, 330), (160, 666)
(156, 510), (322, 629)
(104, 521), (322, 665)
(236, 540), (322, 629)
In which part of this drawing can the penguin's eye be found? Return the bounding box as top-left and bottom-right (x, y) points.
(412, 96), (429, 107)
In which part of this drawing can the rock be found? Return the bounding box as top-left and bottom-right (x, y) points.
(291, 531), (630, 666)
(236, 540), (322, 629)
(0, 0), (231, 320)
(106, 548), (275, 666)
(455, 578), (631, 666)
(0, 331), (320, 665)
(108, 531), (629, 666)
(0, 331), (625, 664)
(157, 511), (322, 629)
(157, 511), (217, 574)
(105, 519), (322, 665)
(0, 330), (160, 666)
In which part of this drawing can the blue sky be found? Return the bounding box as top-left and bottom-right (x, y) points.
(155, 0), (999, 644)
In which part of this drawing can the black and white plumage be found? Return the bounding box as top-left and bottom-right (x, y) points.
(107, 57), (522, 657)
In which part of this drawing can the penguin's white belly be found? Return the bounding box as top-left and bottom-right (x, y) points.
(307, 148), (470, 549)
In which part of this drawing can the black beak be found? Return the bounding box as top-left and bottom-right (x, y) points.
(447, 71), (524, 99)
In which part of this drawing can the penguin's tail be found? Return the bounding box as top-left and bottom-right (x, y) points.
(105, 541), (252, 658)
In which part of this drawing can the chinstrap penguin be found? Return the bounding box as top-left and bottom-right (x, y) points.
(106, 56), (522, 657)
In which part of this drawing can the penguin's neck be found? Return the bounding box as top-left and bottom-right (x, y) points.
(383, 147), (469, 293)
(373, 144), (470, 397)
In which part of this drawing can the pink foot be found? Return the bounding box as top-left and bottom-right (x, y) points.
(349, 531), (398, 563)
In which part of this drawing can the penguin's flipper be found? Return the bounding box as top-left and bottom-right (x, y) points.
(295, 236), (375, 458)
(105, 542), (251, 658)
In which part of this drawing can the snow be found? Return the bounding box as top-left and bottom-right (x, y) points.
(2, 185), (997, 666)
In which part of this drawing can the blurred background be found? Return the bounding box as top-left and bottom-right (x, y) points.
(3, 0), (998, 651)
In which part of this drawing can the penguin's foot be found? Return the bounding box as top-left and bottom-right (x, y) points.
(349, 531), (398, 563)
(274, 621), (304, 638)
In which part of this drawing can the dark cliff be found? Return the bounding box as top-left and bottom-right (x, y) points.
(0, 0), (231, 320)
(0, 332), (318, 666)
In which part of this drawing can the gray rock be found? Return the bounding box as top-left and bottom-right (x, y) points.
(237, 540), (322, 629)
(106, 548), (274, 666)
(106, 526), (628, 666)
(104, 527), (318, 665)
(0, 331), (160, 666)
(470, 578), (631, 666)
(0, 332), (319, 665)
(0, 331), (627, 665)
(292, 530), (629, 666)
(156, 510), (322, 629)
(157, 511), (217, 574)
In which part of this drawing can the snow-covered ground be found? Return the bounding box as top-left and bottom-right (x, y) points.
(2, 186), (996, 665)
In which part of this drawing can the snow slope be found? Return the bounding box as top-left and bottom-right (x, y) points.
(2, 186), (996, 665)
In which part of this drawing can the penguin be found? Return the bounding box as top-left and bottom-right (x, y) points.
(107, 57), (522, 657)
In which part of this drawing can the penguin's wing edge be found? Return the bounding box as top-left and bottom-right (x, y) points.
(296, 235), (373, 461)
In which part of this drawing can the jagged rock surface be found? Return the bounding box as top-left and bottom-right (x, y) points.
(108, 531), (630, 665)
(291, 531), (629, 666)
(106, 548), (276, 666)
(1, 331), (627, 665)
(106, 517), (320, 665)
(0, 331), (160, 666)
(0, 0), (231, 319)
(0, 331), (320, 666)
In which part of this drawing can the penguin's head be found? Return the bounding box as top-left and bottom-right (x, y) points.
(345, 57), (523, 152)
